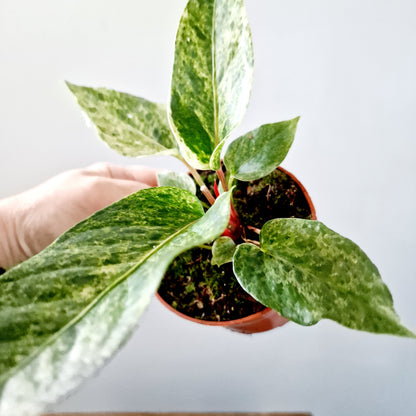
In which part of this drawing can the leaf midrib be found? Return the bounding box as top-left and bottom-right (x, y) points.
(211, 0), (219, 147)
(97, 122), (170, 153)
(0, 217), (199, 386)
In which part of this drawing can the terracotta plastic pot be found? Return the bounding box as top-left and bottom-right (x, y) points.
(156, 166), (317, 334)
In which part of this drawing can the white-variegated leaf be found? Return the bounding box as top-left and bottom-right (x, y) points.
(233, 218), (415, 338)
(157, 171), (196, 194)
(212, 236), (236, 266)
(0, 188), (231, 415)
(224, 118), (299, 181)
(170, 0), (254, 169)
(67, 82), (180, 158)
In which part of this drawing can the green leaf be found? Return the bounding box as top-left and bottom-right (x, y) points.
(212, 236), (236, 266)
(233, 218), (415, 337)
(224, 118), (299, 181)
(0, 188), (232, 415)
(66, 82), (180, 158)
(169, 0), (254, 169)
(157, 171), (196, 194)
(210, 138), (227, 171)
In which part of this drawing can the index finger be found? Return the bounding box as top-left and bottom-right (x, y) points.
(86, 163), (159, 187)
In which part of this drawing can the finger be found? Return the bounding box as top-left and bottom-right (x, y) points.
(86, 162), (159, 186)
(99, 178), (151, 205)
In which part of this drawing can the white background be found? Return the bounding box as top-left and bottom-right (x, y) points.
(1, 1), (416, 415)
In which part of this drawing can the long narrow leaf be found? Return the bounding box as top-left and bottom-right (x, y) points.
(0, 188), (231, 415)
(170, 0), (253, 169)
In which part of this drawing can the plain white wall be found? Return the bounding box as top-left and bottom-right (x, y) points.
(1, 1), (416, 415)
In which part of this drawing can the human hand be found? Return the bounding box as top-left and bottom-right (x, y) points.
(0, 163), (158, 269)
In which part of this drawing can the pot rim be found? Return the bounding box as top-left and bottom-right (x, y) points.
(155, 291), (277, 327)
(278, 165), (317, 221)
(157, 165), (316, 329)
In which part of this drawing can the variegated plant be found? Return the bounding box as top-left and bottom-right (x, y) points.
(0, 0), (414, 414)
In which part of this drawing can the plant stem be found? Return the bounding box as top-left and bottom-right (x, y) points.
(247, 225), (261, 235)
(201, 185), (216, 205)
(216, 167), (228, 192)
(242, 238), (261, 247)
(199, 244), (212, 250)
(180, 158), (216, 205)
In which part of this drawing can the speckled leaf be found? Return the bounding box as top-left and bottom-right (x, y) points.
(210, 138), (227, 171)
(212, 236), (236, 266)
(170, 0), (254, 169)
(0, 188), (231, 415)
(233, 218), (415, 337)
(66, 82), (180, 158)
(157, 171), (196, 194)
(224, 118), (299, 181)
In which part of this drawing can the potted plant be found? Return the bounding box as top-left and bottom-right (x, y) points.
(0, 0), (414, 415)
(155, 165), (316, 334)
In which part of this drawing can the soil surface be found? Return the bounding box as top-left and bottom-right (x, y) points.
(157, 167), (313, 321)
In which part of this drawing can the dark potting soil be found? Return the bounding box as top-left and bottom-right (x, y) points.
(157, 167), (313, 322)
